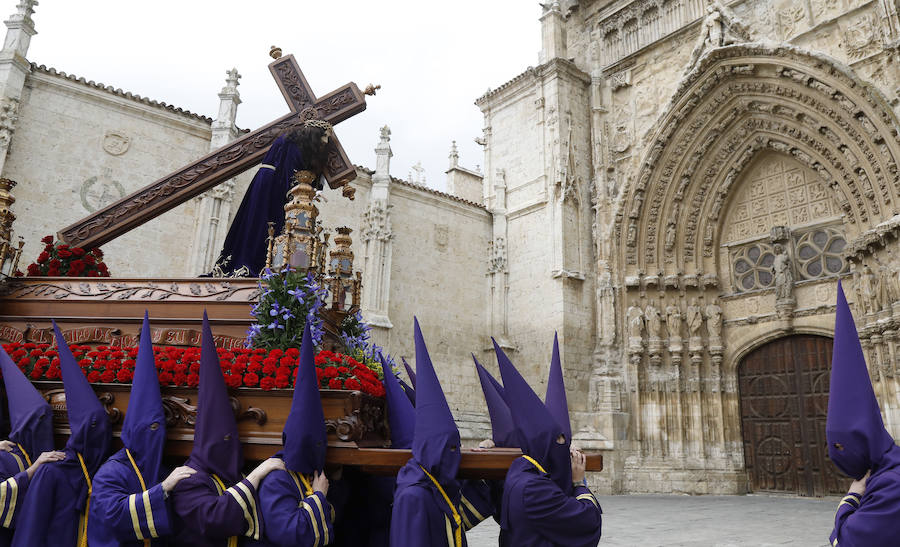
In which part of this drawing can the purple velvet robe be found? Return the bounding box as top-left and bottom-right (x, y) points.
(213, 135), (305, 276)
(0, 450), (30, 547)
(246, 468), (334, 547)
(499, 458), (601, 547)
(171, 470), (261, 547)
(11, 455), (88, 547)
(830, 445), (900, 546)
(87, 448), (172, 546)
(390, 461), (467, 547)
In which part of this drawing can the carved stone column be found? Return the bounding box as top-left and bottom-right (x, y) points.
(361, 126), (393, 328)
(488, 169), (512, 348)
(189, 69), (242, 275)
(0, 1), (37, 177)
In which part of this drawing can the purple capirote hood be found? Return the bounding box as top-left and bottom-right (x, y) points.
(382, 355), (416, 449)
(282, 322), (327, 473)
(0, 344), (54, 459)
(544, 332), (572, 441)
(827, 281), (896, 479)
(472, 355), (516, 448)
(187, 312), (243, 483)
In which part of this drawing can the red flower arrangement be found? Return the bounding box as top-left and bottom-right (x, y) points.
(25, 235), (110, 277)
(0, 342), (385, 398)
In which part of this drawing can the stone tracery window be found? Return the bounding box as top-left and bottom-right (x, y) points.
(793, 227), (847, 280)
(732, 242), (775, 292)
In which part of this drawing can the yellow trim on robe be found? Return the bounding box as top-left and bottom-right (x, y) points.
(128, 494), (145, 540)
(236, 481), (260, 540)
(445, 515), (454, 547)
(260, 164), (276, 171)
(310, 489), (330, 545)
(76, 453), (92, 547)
(460, 495), (485, 524)
(833, 539), (838, 546)
(125, 448), (154, 544)
(226, 486), (255, 539)
(210, 474), (239, 547)
(419, 465), (462, 547)
(15, 444), (31, 467)
(577, 493), (599, 508)
(300, 501), (321, 547)
(0, 477), (19, 528)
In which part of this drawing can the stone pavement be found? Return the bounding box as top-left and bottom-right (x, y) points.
(466, 494), (839, 546)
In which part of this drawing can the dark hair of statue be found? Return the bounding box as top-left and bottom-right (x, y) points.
(286, 126), (329, 176)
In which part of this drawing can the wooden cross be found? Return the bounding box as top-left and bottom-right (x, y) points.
(58, 53), (368, 249)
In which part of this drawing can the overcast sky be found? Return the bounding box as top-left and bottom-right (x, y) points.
(21, 1), (542, 192)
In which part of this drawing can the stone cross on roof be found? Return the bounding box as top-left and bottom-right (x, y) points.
(58, 52), (368, 249)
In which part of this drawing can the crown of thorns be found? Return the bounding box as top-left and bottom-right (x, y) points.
(303, 118), (333, 131)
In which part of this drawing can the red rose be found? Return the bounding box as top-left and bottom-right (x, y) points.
(26, 263), (41, 276)
(173, 372), (188, 386)
(100, 371), (116, 383)
(30, 368), (42, 380)
(279, 356), (294, 367)
(225, 374), (242, 388)
(231, 362), (246, 375)
(261, 362), (276, 375)
(45, 366), (61, 380)
(328, 378), (343, 389)
(187, 373), (200, 387)
(314, 355), (327, 366)
(243, 373), (259, 387)
(285, 348), (300, 359)
(189, 362), (201, 374)
(57, 244), (69, 251)
(58, 249), (72, 259)
(72, 247), (86, 257)
(37, 251), (50, 263)
(84, 254), (96, 265)
(337, 366), (349, 375)
(323, 366), (339, 379)
(17, 358), (29, 370)
(315, 368), (324, 382)
(260, 377), (276, 391)
(275, 366), (291, 379)
(41, 235), (53, 244)
(270, 349), (283, 359)
(116, 369), (133, 383)
(344, 378), (361, 391)
(274, 377), (290, 389)
(247, 361), (262, 373)
(90, 248), (103, 259)
(158, 372), (174, 385)
(98, 263), (109, 275)
(262, 357), (278, 369)
(87, 370), (101, 383)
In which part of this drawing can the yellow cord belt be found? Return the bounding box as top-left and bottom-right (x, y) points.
(76, 453), (92, 547)
(419, 466), (462, 547)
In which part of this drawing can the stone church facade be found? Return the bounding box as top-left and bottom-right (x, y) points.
(3, 0), (900, 495)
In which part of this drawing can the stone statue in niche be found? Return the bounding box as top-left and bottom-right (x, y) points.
(705, 303), (723, 343)
(665, 222), (676, 251)
(665, 300), (683, 340)
(878, 266), (895, 310)
(627, 305), (645, 343)
(687, 298), (704, 338)
(859, 263), (879, 314)
(645, 300), (662, 340)
(772, 243), (794, 301)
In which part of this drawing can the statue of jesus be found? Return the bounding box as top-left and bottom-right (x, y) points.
(209, 121), (332, 277)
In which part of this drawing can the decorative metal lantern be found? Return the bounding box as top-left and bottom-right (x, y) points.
(328, 227), (361, 312)
(266, 170), (320, 273)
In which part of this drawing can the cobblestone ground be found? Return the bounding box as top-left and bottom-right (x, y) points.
(466, 494), (839, 546)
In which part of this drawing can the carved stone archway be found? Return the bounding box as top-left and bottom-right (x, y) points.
(612, 44), (900, 492)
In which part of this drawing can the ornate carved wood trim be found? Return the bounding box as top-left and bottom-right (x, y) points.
(58, 54), (367, 249)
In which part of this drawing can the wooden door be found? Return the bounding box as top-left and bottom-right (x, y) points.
(738, 335), (849, 496)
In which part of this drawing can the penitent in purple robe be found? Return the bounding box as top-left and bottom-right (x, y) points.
(89, 312), (173, 546)
(827, 282), (900, 546)
(13, 322), (112, 547)
(212, 135), (305, 276)
(249, 323), (334, 547)
(494, 339), (601, 547)
(390, 319), (466, 547)
(171, 313), (260, 547)
(0, 344), (54, 547)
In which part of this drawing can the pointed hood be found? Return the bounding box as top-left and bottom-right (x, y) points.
(381, 356), (415, 449)
(411, 318), (461, 482)
(121, 312), (166, 482)
(494, 338), (572, 493)
(544, 332), (572, 441)
(473, 356), (516, 448)
(398, 376), (417, 406)
(189, 312), (242, 482)
(402, 357), (417, 390)
(282, 322), (327, 473)
(55, 321), (111, 474)
(827, 281), (896, 479)
(0, 345), (54, 459)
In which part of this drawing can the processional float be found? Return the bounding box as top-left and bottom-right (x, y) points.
(0, 49), (601, 479)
